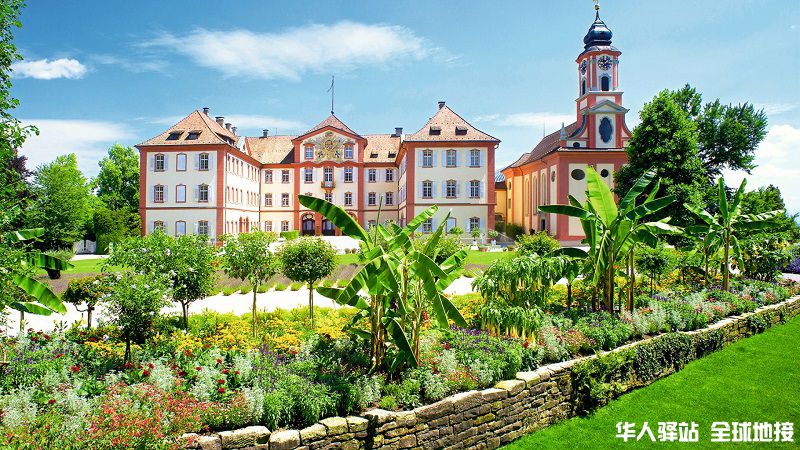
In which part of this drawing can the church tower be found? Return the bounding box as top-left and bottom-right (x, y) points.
(573, 2), (629, 149)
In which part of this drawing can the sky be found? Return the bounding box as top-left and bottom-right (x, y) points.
(10, 1), (800, 211)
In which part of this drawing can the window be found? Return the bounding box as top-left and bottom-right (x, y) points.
(571, 169), (586, 180)
(369, 152), (378, 159)
(154, 154), (165, 171)
(186, 131), (200, 140)
(176, 154), (187, 171)
(282, 170), (290, 183)
(368, 220), (377, 229)
(446, 149), (457, 167)
(198, 220), (209, 236)
(344, 192), (353, 206)
(368, 169), (377, 183)
(446, 180), (457, 198)
(166, 132), (181, 141)
(344, 144), (354, 159)
(264, 170), (273, 183)
(281, 221), (289, 232)
(324, 167), (333, 182)
(304, 168), (313, 183)
(601, 75), (610, 92)
(469, 180), (480, 198)
(281, 193), (290, 207)
(265, 193), (273, 207)
(421, 219), (433, 233)
(385, 192), (394, 206)
(581, 79), (586, 96)
(470, 149), (480, 167)
(176, 185), (186, 203)
(154, 185), (164, 203)
(422, 150), (433, 167)
(429, 127), (441, 136)
(264, 221), (273, 232)
(304, 146), (314, 159)
(324, 192), (333, 203)
(153, 220), (165, 231)
(368, 192), (377, 206)
(455, 126), (468, 136)
(175, 221), (186, 236)
(385, 169), (394, 182)
(198, 184), (209, 203)
(422, 181), (433, 199)
(344, 167), (353, 182)
(199, 153), (209, 171)
(469, 217), (480, 232)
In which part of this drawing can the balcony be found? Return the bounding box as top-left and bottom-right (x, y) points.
(320, 180), (335, 189)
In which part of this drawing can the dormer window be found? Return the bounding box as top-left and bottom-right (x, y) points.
(186, 131), (201, 140)
(455, 126), (467, 136)
(166, 131), (182, 141)
(370, 152), (378, 158)
(388, 152), (396, 159)
(429, 126), (441, 136)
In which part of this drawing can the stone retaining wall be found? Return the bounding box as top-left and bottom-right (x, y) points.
(185, 295), (800, 450)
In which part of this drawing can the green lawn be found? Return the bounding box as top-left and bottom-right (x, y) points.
(504, 314), (800, 449)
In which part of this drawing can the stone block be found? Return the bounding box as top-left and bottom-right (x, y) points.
(269, 430), (301, 450)
(219, 426), (270, 449)
(480, 388), (507, 402)
(494, 379), (525, 396)
(299, 424), (327, 443)
(320, 417), (349, 436)
(450, 390), (483, 411)
(414, 398), (454, 420)
(364, 408), (395, 426)
(196, 435), (222, 450)
(347, 416), (369, 433)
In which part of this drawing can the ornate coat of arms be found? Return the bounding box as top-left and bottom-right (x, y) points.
(311, 131), (349, 161)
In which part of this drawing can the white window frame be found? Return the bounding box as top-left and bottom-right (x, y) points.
(344, 145), (354, 159)
(446, 180), (457, 198)
(421, 218), (433, 233)
(304, 146), (314, 160)
(469, 180), (480, 198)
(281, 193), (290, 207)
(198, 184), (209, 203)
(264, 170), (273, 184)
(422, 181), (433, 199)
(368, 169), (377, 183)
(344, 192), (353, 206)
(422, 150), (433, 167)
(344, 167), (353, 183)
(154, 185), (164, 203)
(199, 153), (210, 171)
(469, 217), (480, 232)
(304, 168), (313, 183)
(385, 192), (394, 206)
(281, 170), (290, 184)
(175, 221), (186, 236)
(154, 154), (165, 172)
(446, 149), (457, 167)
(265, 193), (273, 207)
(176, 153), (187, 171)
(385, 168), (394, 182)
(264, 221), (273, 232)
(281, 221), (289, 232)
(176, 184), (186, 203)
(198, 220), (209, 236)
(470, 149), (480, 167)
(368, 192), (377, 206)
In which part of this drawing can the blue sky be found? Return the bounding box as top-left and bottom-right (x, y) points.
(11, 1), (800, 210)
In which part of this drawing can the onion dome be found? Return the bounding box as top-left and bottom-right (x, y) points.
(583, 11), (613, 50)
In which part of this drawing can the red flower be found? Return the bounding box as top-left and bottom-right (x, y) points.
(216, 358), (222, 364)
(217, 387), (225, 394)
(148, 363), (154, 369)
(522, 341), (530, 349)
(69, 365), (81, 373)
(47, 399), (56, 405)
(43, 334), (51, 340)
(195, 366), (202, 371)
(55, 353), (64, 359)
(234, 370), (240, 375)
(184, 349), (192, 357)
(178, 370), (186, 377)
(222, 369), (230, 375)
(443, 342), (451, 350)
(142, 370), (150, 377)
(217, 379), (225, 384)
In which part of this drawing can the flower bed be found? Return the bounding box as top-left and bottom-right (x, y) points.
(1, 279), (798, 449)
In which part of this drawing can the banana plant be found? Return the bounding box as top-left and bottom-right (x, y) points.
(684, 177), (781, 292)
(540, 168), (680, 312)
(298, 195), (467, 372)
(2, 226), (71, 328)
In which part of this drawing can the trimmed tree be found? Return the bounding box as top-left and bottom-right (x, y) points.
(279, 237), (337, 330)
(220, 231), (279, 337)
(62, 274), (111, 328)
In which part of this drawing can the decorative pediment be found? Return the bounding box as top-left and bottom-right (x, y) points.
(586, 100), (629, 114)
(307, 131), (354, 162)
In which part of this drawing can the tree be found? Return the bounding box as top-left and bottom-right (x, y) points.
(103, 272), (169, 362)
(220, 231), (279, 337)
(740, 185), (799, 241)
(670, 84), (767, 178)
(515, 231), (559, 256)
(635, 245), (673, 295)
(684, 177), (782, 292)
(62, 274), (111, 328)
(541, 168), (680, 312)
(93, 144), (140, 213)
(279, 237), (336, 329)
(27, 154), (92, 249)
(301, 195), (466, 371)
(106, 231), (216, 328)
(615, 90), (706, 228)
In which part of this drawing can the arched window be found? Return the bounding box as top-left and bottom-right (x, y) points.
(601, 75), (610, 92)
(581, 79), (586, 96)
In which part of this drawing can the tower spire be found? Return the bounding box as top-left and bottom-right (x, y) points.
(594, 0), (600, 19)
(327, 75), (335, 115)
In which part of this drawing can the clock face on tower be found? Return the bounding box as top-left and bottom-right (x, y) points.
(598, 55), (612, 71)
(580, 60), (587, 74)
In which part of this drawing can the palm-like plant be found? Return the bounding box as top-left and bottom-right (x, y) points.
(299, 195), (466, 372)
(684, 177), (781, 292)
(540, 168), (680, 312)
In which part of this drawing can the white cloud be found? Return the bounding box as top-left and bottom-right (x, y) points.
(144, 22), (431, 80)
(12, 58), (87, 80)
(91, 54), (167, 73)
(758, 102), (798, 116)
(474, 112), (575, 130)
(20, 119), (136, 177)
(723, 124), (800, 213)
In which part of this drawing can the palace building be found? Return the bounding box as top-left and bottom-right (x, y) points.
(498, 7), (630, 245)
(137, 102), (499, 240)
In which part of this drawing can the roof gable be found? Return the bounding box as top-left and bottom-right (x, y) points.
(138, 110), (239, 147)
(405, 105), (499, 143)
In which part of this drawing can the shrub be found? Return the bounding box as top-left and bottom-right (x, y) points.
(321, 279), (334, 288)
(222, 287), (237, 296)
(576, 312), (634, 350)
(274, 283), (287, 291)
(280, 230), (299, 240)
(504, 223), (525, 241)
(256, 284), (270, 293)
(515, 231), (559, 256)
(447, 226), (464, 236)
(239, 285), (253, 295)
(62, 274), (111, 328)
(290, 282), (302, 291)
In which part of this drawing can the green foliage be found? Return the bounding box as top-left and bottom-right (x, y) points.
(504, 223), (525, 241)
(473, 253), (574, 309)
(515, 231), (559, 256)
(635, 245), (673, 295)
(289, 282), (302, 291)
(280, 230), (299, 240)
(447, 226), (464, 236)
(475, 299), (541, 341)
(415, 233), (467, 266)
(27, 154), (92, 249)
(576, 312), (634, 350)
(279, 237), (337, 328)
(739, 237), (792, 282)
(62, 274), (111, 327)
(92, 144), (140, 213)
(741, 185), (800, 240)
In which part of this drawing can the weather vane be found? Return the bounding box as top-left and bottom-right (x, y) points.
(327, 75), (335, 115)
(594, 0), (600, 11)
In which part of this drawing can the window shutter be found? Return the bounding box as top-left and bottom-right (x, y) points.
(456, 182), (461, 197)
(148, 155), (154, 171)
(465, 181), (470, 197)
(431, 150), (437, 167)
(194, 155), (199, 170)
(479, 150), (483, 167)
(208, 185), (214, 203)
(432, 183), (437, 198)
(194, 222), (199, 234)
(148, 221), (155, 233)
(441, 151), (446, 167)
(163, 220), (169, 232)
(441, 181), (446, 196)
(417, 181), (422, 197)
(163, 155), (169, 171)
(480, 181), (484, 198)
(163, 187), (168, 202)
(417, 150), (423, 167)
(149, 186), (154, 203)
(455, 150), (460, 167)
(194, 187), (199, 202)
(209, 153), (215, 170)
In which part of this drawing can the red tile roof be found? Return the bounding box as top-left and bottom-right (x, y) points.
(301, 114), (361, 138)
(138, 110), (239, 147)
(405, 105), (500, 143)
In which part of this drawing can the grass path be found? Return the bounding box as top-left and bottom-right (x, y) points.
(504, 314), (800, 449)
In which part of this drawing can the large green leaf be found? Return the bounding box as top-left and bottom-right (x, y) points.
(551, 247), (588, 258)
(12, 274), (67, 314)
(298, 195), (369, 242)
(585, 166), (618, 227)
(618, 170), (656, 213)
(9, 301), (54, 316)
(538, 204), (592, 219)
(384, 316), (417, 367)
(402, 205), (438, 235)
(5, 228), (44, 243)
(26, 252), (73, 271)
(718, 177), (729, 221)
(626, 195), (675, 221)
(684, 203), (718, 226)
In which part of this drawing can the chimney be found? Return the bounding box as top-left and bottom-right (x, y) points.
(262, 129), (269, 137)
(225, 122), (231, 131)
(215, 116), (224, 126)
(438, 101), (446, 110)
(231, 126), (237, 135)
(202, 107), (209, 115)
(393, 127), (403, 137)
